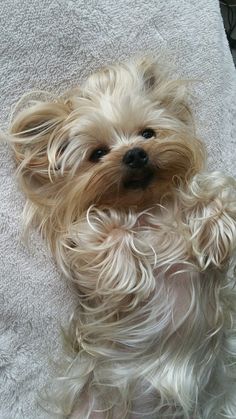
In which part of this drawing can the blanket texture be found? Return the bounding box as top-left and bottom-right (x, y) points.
(0, 0), (235, 418)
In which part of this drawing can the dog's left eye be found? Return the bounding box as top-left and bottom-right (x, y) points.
(89, 147), (109, 162)
(139, 128), (155, 139)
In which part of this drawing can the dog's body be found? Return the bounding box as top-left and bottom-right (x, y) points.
(9, 58), (236, 418)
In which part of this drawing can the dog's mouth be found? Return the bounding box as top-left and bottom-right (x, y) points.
(123, 169), (154, 190)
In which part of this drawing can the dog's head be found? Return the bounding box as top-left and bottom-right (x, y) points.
(10, 58), (205, 228)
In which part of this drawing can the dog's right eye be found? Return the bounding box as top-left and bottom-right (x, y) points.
(89, 147), (109, 162)
(139, 128), (155, 139)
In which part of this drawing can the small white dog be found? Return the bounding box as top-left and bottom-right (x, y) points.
(9, 57), (236, 418)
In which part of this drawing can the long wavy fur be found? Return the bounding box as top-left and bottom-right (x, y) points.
(8, 57), (236, 418)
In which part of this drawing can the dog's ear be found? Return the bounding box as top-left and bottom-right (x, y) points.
(10, 98), (72, 187)
(137, 56), (159, 90)
(137, 56), (193, 127)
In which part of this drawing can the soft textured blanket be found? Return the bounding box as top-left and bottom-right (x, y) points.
(0, 0), (235, 418)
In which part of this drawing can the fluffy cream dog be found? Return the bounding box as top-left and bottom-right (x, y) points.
(9, 58), (236, 418)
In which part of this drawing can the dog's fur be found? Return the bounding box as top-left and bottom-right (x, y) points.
(9, 58), (236, 418)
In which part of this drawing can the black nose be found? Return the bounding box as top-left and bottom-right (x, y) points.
(123, 147), (149, 169)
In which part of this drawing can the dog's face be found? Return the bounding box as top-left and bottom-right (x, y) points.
(10, 58), (205, 224)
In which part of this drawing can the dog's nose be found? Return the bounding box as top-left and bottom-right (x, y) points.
(123, 148), (149, 169)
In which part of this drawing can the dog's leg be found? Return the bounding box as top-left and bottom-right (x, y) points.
(219, 329), (236, 418)
(199, 317), (236, 418)
(179, 172), (236, 418)
(60, 208), (158, 419)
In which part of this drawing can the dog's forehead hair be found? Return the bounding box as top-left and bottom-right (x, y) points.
(68, 87), (156, 148)
(91, 93), (152, 136)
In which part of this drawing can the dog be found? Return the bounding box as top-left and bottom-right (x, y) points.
(9, 57), (236, 418)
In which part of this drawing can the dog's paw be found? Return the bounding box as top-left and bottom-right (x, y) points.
(58, 208), (156, 301)
(179, 172), (236, 269)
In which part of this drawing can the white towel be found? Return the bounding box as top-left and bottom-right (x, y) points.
(0, 0), (235, 417)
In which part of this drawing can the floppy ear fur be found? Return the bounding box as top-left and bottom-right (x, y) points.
(9, 98), (73, 236)
(10, 99), (72, 184)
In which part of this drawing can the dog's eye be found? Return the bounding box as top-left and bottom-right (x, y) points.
(89, 147), (109, 162)
(139, 128), (155, 139)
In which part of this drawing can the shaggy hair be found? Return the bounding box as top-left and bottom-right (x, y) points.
(9, 57), (236, 418)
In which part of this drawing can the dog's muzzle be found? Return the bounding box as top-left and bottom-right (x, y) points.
(123, 148), (154, 189)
